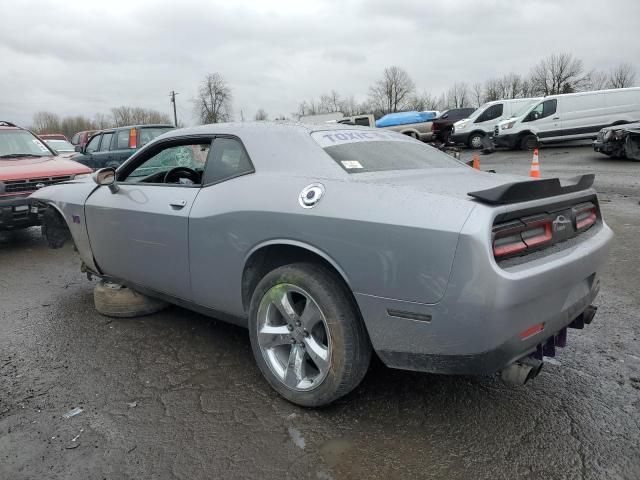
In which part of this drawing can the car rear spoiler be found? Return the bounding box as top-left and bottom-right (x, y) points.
(467, 174), (595, 205)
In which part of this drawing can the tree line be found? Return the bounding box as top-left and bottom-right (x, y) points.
(31, 106), (172, 138)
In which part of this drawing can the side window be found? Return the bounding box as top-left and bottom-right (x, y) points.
(525, 99), (557, 122)
(354, 117), (371, 126)
(85, 134), (101, 153)
(115, 129), (133, 150)
(542, 99), (557, 118)
(123, 142), (211, 184)
(202, 137), (254, 185)
(476, 104), (503, 123)
(99, 133), (113, 152)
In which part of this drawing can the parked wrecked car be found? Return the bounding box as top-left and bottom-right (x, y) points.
(30, 123), (613, 406)
(73, 124), (174, 170)
(0, 121), (91, 231)
(593, 122), (640, 160)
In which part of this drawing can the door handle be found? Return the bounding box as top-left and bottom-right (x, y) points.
(169, 199), (187, 209)
(552, 117), (560, 120)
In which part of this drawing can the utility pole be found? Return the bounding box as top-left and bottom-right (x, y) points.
(169, 91), (179, 127)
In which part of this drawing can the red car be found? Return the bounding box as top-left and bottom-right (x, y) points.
(0, 121), (92, 231)
(38, 133), (69, 142)
(70, 130), (100, 149)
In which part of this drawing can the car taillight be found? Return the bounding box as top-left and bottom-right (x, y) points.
(128, 128), (137, 149)
(493, 218), (553, 259)
(492, 201), (598, 260)
(575, 204), (597, 230)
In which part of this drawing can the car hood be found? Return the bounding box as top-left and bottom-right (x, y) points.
(600, 121), (640, 133)
(351, 167), (527, 201)
(0, 156), (91, 181)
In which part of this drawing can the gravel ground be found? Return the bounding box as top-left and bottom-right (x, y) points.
(1, 144), (639, 479)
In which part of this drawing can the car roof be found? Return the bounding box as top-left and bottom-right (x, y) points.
(166, 121), (372, 137)
(99, 124), (175, 133)
(0, 121), (22, 131)
(149, 121), (409, 178)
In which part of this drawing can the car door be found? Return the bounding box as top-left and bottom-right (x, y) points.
(524, 99), (560, 140)
(90, 131), (116, 168)
(84, 137), (214, 300)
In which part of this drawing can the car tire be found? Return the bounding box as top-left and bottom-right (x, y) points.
(520, 134), (538, 151)
(248, 262), (371, 407)
(468, 132), (484, 149)
(93, 281), (168, 318)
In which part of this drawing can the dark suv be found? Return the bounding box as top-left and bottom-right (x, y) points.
(73, 124), (174, 169)
(431, 108), (476, 143)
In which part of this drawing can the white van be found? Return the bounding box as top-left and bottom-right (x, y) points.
(493, 87), (640, 150)
(451, 98), (541, 148)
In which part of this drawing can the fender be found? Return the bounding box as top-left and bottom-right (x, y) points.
(244, 238), (353, 289)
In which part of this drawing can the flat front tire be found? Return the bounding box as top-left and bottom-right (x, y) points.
(248, 263), (371, 407)
(94, 281), (168, 318)
(520, 134), (538, 151)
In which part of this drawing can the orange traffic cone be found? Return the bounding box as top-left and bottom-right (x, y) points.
(529, 148), (540, 178)
(472, 154), (480, 170)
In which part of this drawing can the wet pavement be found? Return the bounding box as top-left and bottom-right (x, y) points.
(1, 145), (639, 479)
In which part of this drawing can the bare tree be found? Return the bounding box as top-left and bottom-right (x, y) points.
(31, 111), (61, 134)
(368, 66), (415, 114)
(254, 108), (268, 121)
(409, 91), (441, 111)
(471, 82), (484, 107)
(446, 82), (469, 108)
(609, 62), (636, 88)
(585, 70), (610, 91)
(530, 53), (585, 95)
(110, 106), (171, 127)
(194, 73), (233, 124)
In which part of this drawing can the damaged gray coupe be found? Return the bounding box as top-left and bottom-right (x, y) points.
(30, 123), (613, 406)
(593, 122), (640, 160)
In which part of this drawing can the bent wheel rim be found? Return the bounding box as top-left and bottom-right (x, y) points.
(256, 283), (332, 392)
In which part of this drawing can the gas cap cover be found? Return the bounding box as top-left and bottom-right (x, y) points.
(299, 183), (325, 208)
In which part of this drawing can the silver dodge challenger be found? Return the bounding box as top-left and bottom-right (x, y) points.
(30, 122), (613, 406)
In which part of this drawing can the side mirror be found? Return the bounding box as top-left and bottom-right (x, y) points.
(93, 167), (119, 193)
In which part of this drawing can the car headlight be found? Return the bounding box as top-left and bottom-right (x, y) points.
(73, 173), (91, 180)
(502, 121), (516, 130)
(457, 121), (468, 130)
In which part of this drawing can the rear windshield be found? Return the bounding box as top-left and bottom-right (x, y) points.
(312, 130), (462, 173)
(138, 127), (173, 147)
(0, 130), (54, 157)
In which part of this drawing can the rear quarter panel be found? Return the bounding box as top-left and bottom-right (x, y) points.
(188, 172), (476, 317)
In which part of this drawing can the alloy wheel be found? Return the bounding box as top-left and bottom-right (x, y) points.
(256, 284), (331, 391)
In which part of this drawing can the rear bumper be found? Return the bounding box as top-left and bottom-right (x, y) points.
(355, 219), (614, 375)
(0, 194), (44, 230)
(418, 132), (434, 142)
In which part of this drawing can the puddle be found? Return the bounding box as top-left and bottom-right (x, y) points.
(288, 427), (306, 450)
(319, 437), (355, 467)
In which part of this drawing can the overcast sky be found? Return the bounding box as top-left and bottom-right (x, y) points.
(1, 0), (638, 126)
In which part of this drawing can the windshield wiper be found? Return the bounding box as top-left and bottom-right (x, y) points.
(0, 153), (43, 158)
